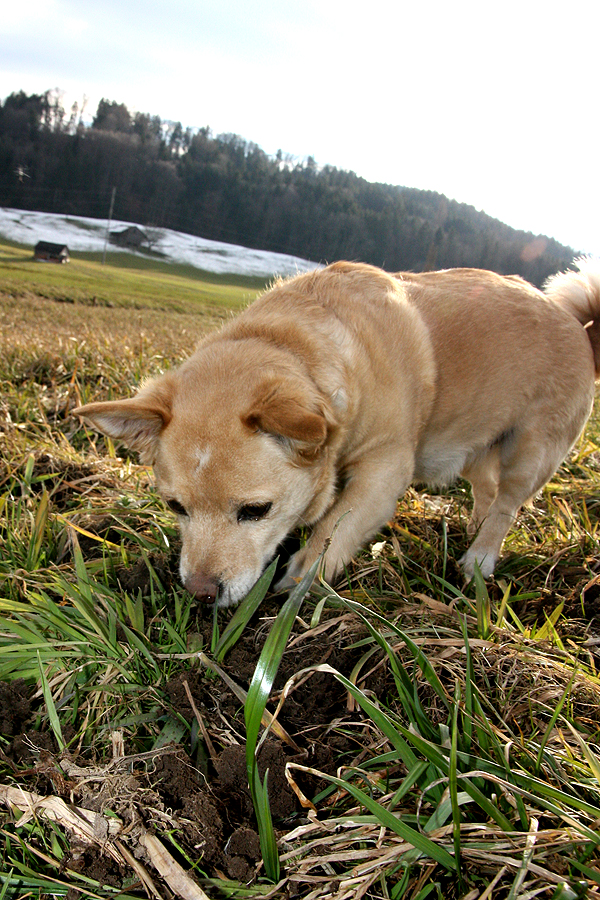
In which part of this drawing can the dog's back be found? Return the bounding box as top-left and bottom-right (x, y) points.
(390, 267), (595, 482)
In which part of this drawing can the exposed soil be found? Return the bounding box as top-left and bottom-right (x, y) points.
(0, 594), (381, 890)
(0, 680), (31, 736)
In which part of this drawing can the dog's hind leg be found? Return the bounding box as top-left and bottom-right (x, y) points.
(460, 426), (578, 579)
(461, 445), (501, 537)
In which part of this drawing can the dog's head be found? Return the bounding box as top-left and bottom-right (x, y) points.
(74, 347), (339, 606)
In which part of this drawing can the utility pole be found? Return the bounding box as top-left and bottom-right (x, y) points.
(102, 187), (116, 265)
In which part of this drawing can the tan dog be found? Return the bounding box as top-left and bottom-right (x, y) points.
(74, 259), (600, 607)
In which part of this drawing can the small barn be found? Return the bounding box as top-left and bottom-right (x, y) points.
(109, 226), (147, 249)
(34, 241), (70, 264)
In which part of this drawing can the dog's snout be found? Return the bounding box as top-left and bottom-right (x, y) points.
(184, 573), (221, 604)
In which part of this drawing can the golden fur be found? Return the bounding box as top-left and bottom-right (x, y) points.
(74, 259), (600, 606)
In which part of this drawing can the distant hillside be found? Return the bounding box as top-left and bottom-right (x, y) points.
(0, 90), (575, 286)
(0, 208), (317, 278)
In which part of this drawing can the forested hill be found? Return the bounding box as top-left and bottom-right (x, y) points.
(0, 90), (575, 285)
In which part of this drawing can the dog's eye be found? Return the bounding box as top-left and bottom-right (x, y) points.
(166, 498), (188, 517)
(237, 502), (272, 523)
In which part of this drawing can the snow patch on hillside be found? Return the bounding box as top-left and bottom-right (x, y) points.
(0, 207), (319, 278)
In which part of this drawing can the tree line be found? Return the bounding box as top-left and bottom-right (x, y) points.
(0, 89), (575, 285)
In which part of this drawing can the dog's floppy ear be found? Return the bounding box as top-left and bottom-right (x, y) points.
(73, 382), (172, 463)
(242, 377), (333, 458)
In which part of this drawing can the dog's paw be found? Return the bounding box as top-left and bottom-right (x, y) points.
(460, 548), (497, 581)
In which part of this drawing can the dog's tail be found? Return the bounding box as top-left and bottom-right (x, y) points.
(544, 256), (600, 376)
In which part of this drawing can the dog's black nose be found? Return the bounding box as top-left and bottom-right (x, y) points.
(184, 573), (220, 604)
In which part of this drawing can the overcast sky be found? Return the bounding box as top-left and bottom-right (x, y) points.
(2, 0), (599, 255)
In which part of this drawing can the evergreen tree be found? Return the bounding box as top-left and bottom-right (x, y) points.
(0, 90), (576, 285)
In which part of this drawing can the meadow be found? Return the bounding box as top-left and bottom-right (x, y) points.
(1, 242), (600, 900)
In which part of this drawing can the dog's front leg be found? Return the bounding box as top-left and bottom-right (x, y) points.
(280, 447), (414, 588)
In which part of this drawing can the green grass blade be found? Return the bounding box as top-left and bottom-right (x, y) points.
(565, 722), (600, 783)
(458, 614), (474, 751)
(396, 724), (514, 832)
(244, 558), (319, 882)
(472, 562), (492, 639)
(26, 488), (50, 571)
(342, 597), (450, 710)
(37, 650), (65, 751)
(450, 680), (462, 875)
(290, 762), (456, 871)
(214, 559), (278, 663)
(535, 668), (578, 774)
(245, 560), (318, 755)
(318, 662), (419, 769)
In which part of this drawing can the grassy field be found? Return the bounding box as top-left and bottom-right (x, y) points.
(1, 243), (600, 900)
